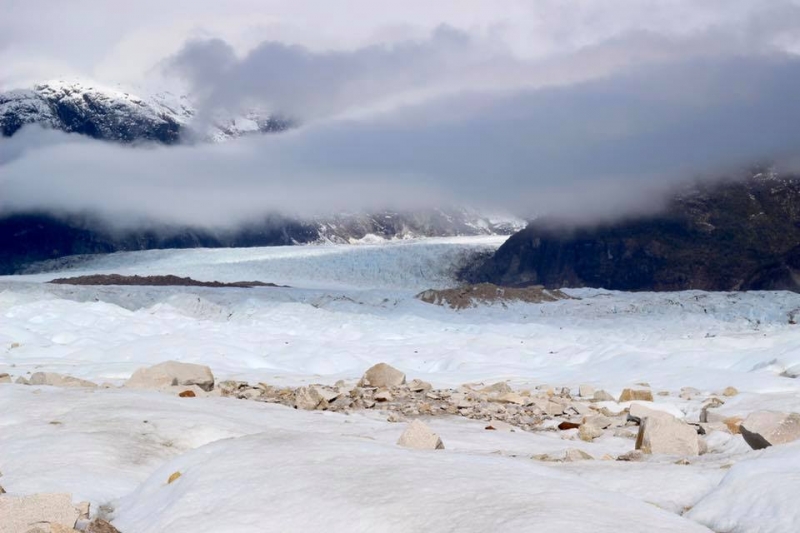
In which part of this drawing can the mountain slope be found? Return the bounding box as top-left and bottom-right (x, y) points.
(0, 80), (290, 143)
(466, 172), (800, 291)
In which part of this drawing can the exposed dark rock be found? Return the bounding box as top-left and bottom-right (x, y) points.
(466, 173), (800, 292)
(49, 274), (283, 288)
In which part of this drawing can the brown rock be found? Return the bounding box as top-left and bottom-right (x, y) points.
(397, 420), (444, 450)
(558, 421), (581, 430)
(178, 390), (196, 398)
(722, 386), (739, 397)
(85, 519), (122, 533)
(740, 411), (800, 449)
(619, 388), (654, 402)
(360, 363), (406, 388)
(167, 471), (182, 484)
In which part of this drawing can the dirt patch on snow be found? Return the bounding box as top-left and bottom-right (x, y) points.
(416, 283), (574, 309)
(49, 274), (284, 288)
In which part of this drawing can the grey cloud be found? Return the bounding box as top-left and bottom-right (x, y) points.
(166, 25), (488, 120)
(4, 53), (800, 226)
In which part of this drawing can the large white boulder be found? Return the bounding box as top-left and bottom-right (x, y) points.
(0, 493), (79, 533)
(124, 361), (215, 391)
(29, 372), (97, 389)
(360, 363), (406, 388)
(636, 415), (700, 456)
(397, 420), (444, 450)
(739, 411), (800, 450)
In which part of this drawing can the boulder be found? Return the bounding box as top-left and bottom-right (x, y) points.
(374, 389), (393, 402)
(485, 420), (516, 432)
(635, 415), (700, 455)
(619, 388), (654, 402)
(0, 373), (11, 384)
(739, 411), (800, 450)
(125, 361), (214, 391)
(86, 519), (122, 533)
(579, 424), (604, 442)
(721, 386), (739, 397)
(564, 448), (594, 462)
(496, 392), (525, 405)
(680, 387), (701, 400)
(481, 382), (513, 395)
(360, 363), (406, 388)
(592, 390), (615, 402)
(29, 372), (97, 388)
(583, 414), (614, 430)
(628, 403), (676, 424)
(0, 493), (79, 532)
(397, 420), (444, 450)
(407, 379), (432, 393)
(294, 386), (326, 410)
(578, 384), (595, 398)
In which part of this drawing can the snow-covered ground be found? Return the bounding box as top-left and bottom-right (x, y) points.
(2, 236), (800, 532)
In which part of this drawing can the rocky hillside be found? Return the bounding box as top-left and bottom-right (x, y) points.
(465, 172), (800, 292)
(0, 209), (523, 275)
(0, 80), (291, 143)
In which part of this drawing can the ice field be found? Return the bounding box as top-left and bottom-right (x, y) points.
(2, 236), (800, 532)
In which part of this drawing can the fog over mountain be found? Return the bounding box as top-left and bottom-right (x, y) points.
(4, 1), (800, 227)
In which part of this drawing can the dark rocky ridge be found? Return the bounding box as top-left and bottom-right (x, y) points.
(465, 172), (800, 292)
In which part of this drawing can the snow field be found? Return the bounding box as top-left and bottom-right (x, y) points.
(1, 237), (800, 532)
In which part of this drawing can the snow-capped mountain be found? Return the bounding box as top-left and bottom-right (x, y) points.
(0, 80), (291, 143)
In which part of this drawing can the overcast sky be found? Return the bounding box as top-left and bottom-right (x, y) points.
(3, 1), (800, 226)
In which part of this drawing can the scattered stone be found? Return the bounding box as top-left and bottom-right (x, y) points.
(0, 493), (80, 532)
(85, 519), (122, 533)
(15, 376), (29, 385)
(417, 283), (573, 309)
(0, 485), (4, 494)
(29, 372), (97, 389)
(75, 501), (89, 519)
(167, 471), (182, 484)
(583, 414), (613, 430)
(721, 386), (739, 397)
(481, 382), (512, 395)
(496, 392), (525, 405)
(579, 424), (604, 442)
(616, 450), (645, 462)
(628, 403), (676, 424)
(360, 363), (406, 388)
(0, 373), (11, 384)
(578, 384), (595, 398)
(294, 386), (326, 410)
(699, 397), (726, 423)
(592, 390), (615, 402)
(387, 412), (404, 423)
(723, 416), (743, 434)
(614, 428), (638, 439)
(739, 411), (800, 450)
(619, 388), (654, 402)
(397, 420), (444, 450)
(564, 448), (594, 461)
(680, 387), (701, 400)
(558, 421), (581, 430)
(178, 390), (196, 398)
(484, 420), (515, 432)
(407, 379), (432, 393)
(635, 415), (700, 455)
(657, 391), (670, 396)
(374, 389), (393, 402)
(125, 361), (214, 391)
